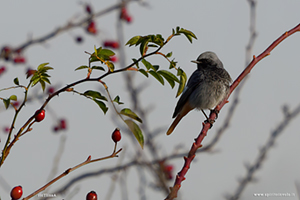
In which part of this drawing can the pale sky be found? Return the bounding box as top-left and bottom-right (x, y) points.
(0, 1), (300, 200)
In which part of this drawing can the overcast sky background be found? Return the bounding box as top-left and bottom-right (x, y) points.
(0, 0), (300, 200)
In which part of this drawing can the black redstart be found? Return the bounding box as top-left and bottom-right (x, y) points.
(166, 51), (232, 135)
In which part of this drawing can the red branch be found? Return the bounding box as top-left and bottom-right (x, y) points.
(165, 23), (300, 200)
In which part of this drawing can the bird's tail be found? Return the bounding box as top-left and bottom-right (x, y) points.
(166, 114), (183, 135)
(166, 102), (194, 135)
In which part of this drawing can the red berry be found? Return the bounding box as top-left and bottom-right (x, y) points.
(112, 128), (121, 143)
(1, 46), (11, 61)
(103, 41), (119, 49)
(109, 55), (118, 62)
(13, 56), (26, 64)
(59, 119), (67, 130)
(164, 165), (173, 172)
(76, 36), (83, 43)
(12, 101), (19, 108)
(3, 126), (10, 133)
(35, 109), (45, 122)
(47, 87), (55, 94)
(0, 66), (6, 75)
(87, 21), (97, 34)
(125, 15), (132, 23)
(10, 185), (23, 200)
(86, 4), (92, 14)
(86, 191), (97, 200)
(53, 126), (59, 132)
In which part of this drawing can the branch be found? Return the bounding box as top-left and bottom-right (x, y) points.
(165, 23), (300, 200)
(226, 103), (300, 200)
(22, 146), (122, 200)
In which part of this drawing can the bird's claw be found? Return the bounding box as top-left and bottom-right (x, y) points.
(204, 118), (215, 129)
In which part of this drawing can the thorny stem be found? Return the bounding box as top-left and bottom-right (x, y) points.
(22, 147), (122, 200)
(165, 23), (300, 200)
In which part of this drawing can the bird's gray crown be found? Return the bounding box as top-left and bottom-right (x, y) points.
(192, 51), (223, 68)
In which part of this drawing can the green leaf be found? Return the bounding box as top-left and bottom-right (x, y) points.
(126, 35), (142, 46)
(98, 48), (115, 57)
(107, 61), (115, 72)
(93, 99), (108, 114)
(148, 44), (158, 48)
(13, 77), (19, 85)
(169, 60), (177, 69)
(9, 95), (17, 101)
(120, 108), (143, 123)
(153, 65), (159, 71)
(141, 59), (154, 71)
(84, 90), (107, 101)
(139, 39), (149, 56)
(40, 80), (46, 91)
(149, 70), (164, 85)
(30, 63), (53, 91)
(177, 28), (197, 43)
(91, 66), (105, 71)
(37, 63), (50, 71)
(176, 68), (187, 97)
(132, 59), (139, 68)
(3, 99), (10, 109)
(113, 96), (124, 105)
(157, 70), (180, 88)
(124, 119), (144, 149)
(166, 52), (173, 58)
(75, 65), (89, 71)
(139, 69), (148, 77)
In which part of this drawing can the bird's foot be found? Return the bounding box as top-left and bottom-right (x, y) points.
(204, 118), (215, 129)
(210, 109), (219, 119)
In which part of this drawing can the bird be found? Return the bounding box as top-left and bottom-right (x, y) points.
(166, 51), (232, 135)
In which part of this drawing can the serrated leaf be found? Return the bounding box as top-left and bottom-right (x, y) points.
(37, 63), (50, 70)
(141, 59), (154, 71)
(113, 96), (124, 105)
(93, 99), (108, 114)
(120, 108), (143, 123)
(3, 99), (10, 109)
(139, 69), (148, 77)
(126, 35), (142, 46)
(75, 65), (89, 71)
(41, 77), (51, 84)
(124, 119), (144, 149)
(157, 70), (179, 88)
(13, 77), (19, 85)
(84, 90), (107, 101)
(91, 66), (105, 71)
(149, 70), (164, 85)
(177, 28), (197, 43)
(98, 48), (115, 57)
(9, 95), (17, 101)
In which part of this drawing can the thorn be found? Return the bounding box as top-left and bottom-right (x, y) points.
(183, 156), (187, 161)
(225, 100), (229, 104)
(285, 31), (288, 36)
(253, 55), (256, 59)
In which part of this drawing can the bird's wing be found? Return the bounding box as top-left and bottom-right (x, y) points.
(172, 70), (203, 118)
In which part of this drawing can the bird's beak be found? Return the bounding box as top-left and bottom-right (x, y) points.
(191, 60), (200, 64)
